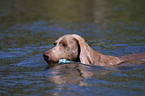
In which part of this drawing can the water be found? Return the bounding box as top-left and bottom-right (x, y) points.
(0, 0), (145, 96)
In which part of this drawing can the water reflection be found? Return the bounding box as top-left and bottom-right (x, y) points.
(45, 63), (145, 95)
(46, 63), (106, 95)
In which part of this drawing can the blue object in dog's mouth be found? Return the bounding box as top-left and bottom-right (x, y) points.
(59, 59), (71, 63)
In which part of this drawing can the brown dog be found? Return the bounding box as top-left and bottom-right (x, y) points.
(43, 34), (145, 66)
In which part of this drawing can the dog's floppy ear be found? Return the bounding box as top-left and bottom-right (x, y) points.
(72, 34), (94, 65)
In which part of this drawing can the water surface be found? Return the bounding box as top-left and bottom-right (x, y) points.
(0, 0), (145, 96)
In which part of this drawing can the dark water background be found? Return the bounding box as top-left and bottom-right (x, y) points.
(0, 0), (145, 96)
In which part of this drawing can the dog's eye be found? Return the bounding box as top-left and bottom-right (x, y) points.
(62, 43), (67, 47)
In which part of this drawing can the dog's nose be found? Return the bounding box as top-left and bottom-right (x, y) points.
(43, 54), (48, 61)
